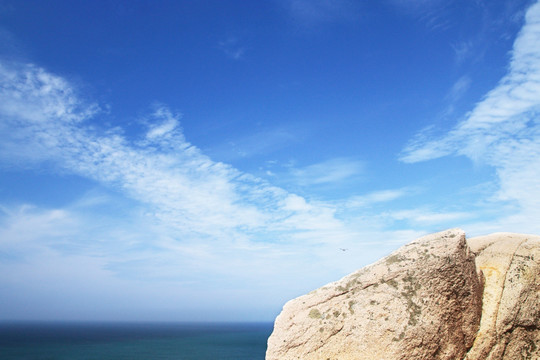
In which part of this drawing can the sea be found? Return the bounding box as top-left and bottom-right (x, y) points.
(0, 322), (273, 360)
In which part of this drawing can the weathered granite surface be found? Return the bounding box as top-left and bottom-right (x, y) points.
(465, 233), (540, 360)
(266, 229), (540, 360)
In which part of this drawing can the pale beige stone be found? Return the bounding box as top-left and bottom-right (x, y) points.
(266, 229), (540, 360)
(465, 233), (540, 360)
(266, 229), (484, 360)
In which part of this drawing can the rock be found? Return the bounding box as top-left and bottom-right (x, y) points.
(266, 229), (540, 360)
(266, 229), (484, 360)
(464, 233), (540, 360)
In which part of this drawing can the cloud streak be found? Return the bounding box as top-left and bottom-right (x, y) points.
(288, 158), (364, 186)
(0, 62), (277, 237)
(0, 60), (396, 315)
(400, 0), (540, 233)
(2, 55), (467, 321)
(218, 37), (245, 60)
(281, 0), (360, 26)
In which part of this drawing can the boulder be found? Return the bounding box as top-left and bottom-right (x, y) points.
(465, 233), (540, 360)
(266, 229), (484, 360)
(266, 229), (540, 360)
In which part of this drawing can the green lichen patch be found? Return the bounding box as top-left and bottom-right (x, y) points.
(392, 331), (406, 342)
(348, 300), (356, 314)
(309, 308), (322, 319)
(401, 273), (422, 326)
(385, 254), (404, 265)
(386, 279), (399, 289)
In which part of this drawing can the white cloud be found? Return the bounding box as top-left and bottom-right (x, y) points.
(144, 107), (181, 140)
(452, 40), (474, 64)
(1, 63), (272, 235)
(0, 60), (391, 318)
(0, 205), (76, 253)
(218, 37), (245, 60)
(385, 209), (471, 225)
(345, 189), (410, 208)
(447, 75), (471, 102)
(4, 57), (477, 321)
(209, 126), (298, 161)
(400, 0), (540, 233)
(289, 157), (364, 185)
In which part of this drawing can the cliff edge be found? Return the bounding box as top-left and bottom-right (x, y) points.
(266, 229), (539, 360)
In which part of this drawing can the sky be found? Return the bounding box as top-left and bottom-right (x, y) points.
(0, 0), (539, 322)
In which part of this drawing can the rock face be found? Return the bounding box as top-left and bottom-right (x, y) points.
(266, 229), (484, 360)
(465, 233), (540, 359)
(266, 229), (540, 360)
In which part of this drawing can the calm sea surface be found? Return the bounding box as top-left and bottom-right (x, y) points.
(0, 322), (273, 360)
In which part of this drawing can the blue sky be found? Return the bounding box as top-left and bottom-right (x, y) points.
(1, 0), (539, 321)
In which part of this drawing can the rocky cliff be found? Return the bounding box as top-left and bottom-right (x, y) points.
(266, 229), (539, 360)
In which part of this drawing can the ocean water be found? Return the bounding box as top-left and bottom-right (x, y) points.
(0, 322), (273, 360)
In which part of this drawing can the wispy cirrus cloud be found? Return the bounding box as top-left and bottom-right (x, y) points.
(0, 61), (272, 235)
(383, 208), (472, 225)
(288, 157), (364, 185)
(452, 40), (474, 64)
(0, 56), (473, 319)
(208, 126), (299, 161)
(218, 37), (245, 60)
(1, 59), (407, 319)
(446, 76), (472, 103)
(280, 0), (360, 26)
(386, 0), (452, 31)
(344, 188), (410, 209)
(0, 54), (508, 319)
(400, 0), (540, 233)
